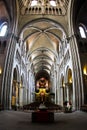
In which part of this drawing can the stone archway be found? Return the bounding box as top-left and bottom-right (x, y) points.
(68, 0), (85, 109)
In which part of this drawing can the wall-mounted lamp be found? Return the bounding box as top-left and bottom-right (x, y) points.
(83, 67), (87, 75)
(62, 82), (65, 87)
(0, 66), (2, 75)
(69, 78), (72, 84)
(17, 81), (22, 88)
(83, 66), (87, 80)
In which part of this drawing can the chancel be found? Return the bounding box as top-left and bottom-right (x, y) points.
(0, 0), (87, 129)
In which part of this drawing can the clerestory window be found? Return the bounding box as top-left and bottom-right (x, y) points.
(50, 0), (56, 6)
(0, 21), (8, 37)
(31, 0), (38, 6)
(79, 24), (86, 38)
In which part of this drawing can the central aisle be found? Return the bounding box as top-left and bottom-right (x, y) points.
(0, 111), (87, 130)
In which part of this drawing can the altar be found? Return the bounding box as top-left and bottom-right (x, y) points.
(32, 103), (54, 123)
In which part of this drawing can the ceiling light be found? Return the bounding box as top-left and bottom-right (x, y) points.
(50, 0), (56, 6)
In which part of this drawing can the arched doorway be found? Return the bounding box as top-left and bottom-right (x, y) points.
(83, 65), (87, 104)
(67, 68), (73, 104)
(11, 68), (17, 109)
(11, 68), (20, 110)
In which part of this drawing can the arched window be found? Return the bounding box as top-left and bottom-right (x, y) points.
(31, 0), (38, 6)
(0, 21), (8, 37)
(50, 0), (56, 6)
(79, 25), (86, 38)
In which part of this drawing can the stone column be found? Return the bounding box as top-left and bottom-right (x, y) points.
(54, 70), (56, 104)
(60, 86), (64, 106)
(66, 85), (69, 101)
(19, 87), (23, 106)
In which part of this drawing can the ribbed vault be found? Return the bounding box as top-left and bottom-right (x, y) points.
(21, 19), (66, 77)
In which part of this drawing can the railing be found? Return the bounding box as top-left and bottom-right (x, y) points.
(24, 6), (66, 15)
(18, 0), (70, 16)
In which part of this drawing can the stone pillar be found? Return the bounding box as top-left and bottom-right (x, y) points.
(9, 79), (13, 110)
(19, 87), (23, 106)
(66, 86), (69, 101)
(60, 87), (64, 106)
(28, 69), (31, 103)
(42, 0), (45, 14)
(54, 70), (57, 104)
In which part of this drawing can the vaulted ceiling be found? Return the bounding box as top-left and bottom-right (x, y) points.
(17, 0), (69, 79)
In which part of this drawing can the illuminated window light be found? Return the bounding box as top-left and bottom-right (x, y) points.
(0, 22), (8, 37)
(31, 0), (37, 6)
(50, 0), (56, 6)
(79, 26), (86, 38)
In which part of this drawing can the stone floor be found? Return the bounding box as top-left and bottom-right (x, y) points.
(0, 110), (87, 130)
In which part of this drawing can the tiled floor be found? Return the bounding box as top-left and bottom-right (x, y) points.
(0, 110), (87, 130)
